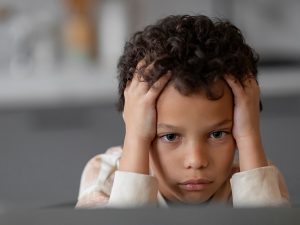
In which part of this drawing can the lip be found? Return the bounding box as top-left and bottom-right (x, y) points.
(179, 179), (213, 191)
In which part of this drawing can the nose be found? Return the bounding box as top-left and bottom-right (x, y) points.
(184, 142), (209, 169)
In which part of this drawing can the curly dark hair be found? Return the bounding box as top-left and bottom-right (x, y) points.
(117, 14), (259, 111)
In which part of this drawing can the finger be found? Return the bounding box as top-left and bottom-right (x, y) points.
(135, 61), (155, 82)
(136, 59), (146, 70)
(124, 80), (132, 96)
(242, 76), (258, 88)
(131, 60), (155, 85)
(124, 81), (130, 91)
(224, 75), (244, 98)
(125, 60), (148, 97)
(146, 72), (172, 100)
(240, 76), (261, 100)
(130, 61), (156, 94)
(130, 59), (147, 88)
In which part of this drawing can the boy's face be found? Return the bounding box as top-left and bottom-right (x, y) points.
(150, 79), (235, 204)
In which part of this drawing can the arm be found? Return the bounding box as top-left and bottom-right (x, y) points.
(76, 149), (120, 208)
(120, 60), (171, 174)
(76, 62), (170, 208)
(230, 164), (290, 207)
(75, 147), (159, 208)
(224, 75), (267, 171)
(224, 75), (290, 206)
(109, 60), (171, 206)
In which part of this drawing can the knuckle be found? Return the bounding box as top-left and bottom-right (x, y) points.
(136, 59), (146, 70)
(152, 81), (162, 90)
(144, 95), (154, 106)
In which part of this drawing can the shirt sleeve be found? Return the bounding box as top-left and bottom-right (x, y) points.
(230, 165), (290, 207)
(75, 146), (158, 208)
(108, 170), (159, 207)
(75, 147), (122, 208)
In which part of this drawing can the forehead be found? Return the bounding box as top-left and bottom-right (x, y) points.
(156, 80), (233, 127)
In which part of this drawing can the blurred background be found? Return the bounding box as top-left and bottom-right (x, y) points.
(0, 0), (299, 210)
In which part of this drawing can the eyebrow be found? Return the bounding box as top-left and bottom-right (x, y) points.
(157, 119), (232, 130)
(157, 124), (181, 130)
(209, 119), (233, 129)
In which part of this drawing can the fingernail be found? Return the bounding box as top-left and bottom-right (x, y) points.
(166, 72), (172, 78)
(225, 74), (233, 79)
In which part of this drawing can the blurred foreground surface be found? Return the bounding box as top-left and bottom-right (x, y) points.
(0, 207), (299, 225)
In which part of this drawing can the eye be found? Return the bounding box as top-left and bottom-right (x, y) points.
(160, 133), (180, 142)
(210, 131), (226, 139)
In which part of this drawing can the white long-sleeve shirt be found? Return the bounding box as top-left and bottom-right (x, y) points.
(76, 146), (290, 208)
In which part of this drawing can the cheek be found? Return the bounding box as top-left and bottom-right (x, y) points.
(150, 141), (180, 178)
(212, 139), (236, 173)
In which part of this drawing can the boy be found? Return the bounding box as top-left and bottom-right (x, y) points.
(76, 15), (289, 208)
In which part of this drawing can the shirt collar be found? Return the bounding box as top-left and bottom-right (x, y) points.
(157, 191), (169, 208)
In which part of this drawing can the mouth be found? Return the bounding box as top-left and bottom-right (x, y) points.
(178, 179), (213, 191)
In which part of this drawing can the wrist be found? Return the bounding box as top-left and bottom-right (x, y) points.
(124, 132), (153, 147)
(119, 134), (152, 175)
(236, 134), (268, 172)
(124, 128), (155, 145)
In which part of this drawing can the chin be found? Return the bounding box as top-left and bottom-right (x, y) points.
(181, 193), (213, 205)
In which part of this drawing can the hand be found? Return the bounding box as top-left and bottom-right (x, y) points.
(224, 75), (267, 171)
(120, 60), (171, 174)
